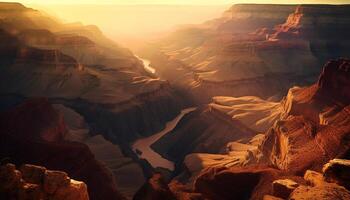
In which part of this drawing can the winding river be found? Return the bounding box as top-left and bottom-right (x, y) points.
(136, 55), (156, 74)
(132, 107), (196, 170)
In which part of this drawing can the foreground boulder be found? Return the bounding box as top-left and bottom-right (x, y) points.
(285, 159), (350, 200)
(0, 163), (89, 200)
(272, 179), (299, 199)
(322, 159), (350, 190)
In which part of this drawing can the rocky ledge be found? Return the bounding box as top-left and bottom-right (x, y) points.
(0, 163), (89, 200)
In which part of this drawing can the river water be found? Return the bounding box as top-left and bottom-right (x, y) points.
(136, 55), (156, 74)
(132, 107), (196, 170)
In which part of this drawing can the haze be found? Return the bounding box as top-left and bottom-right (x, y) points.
(6, 0), (347, 49)
(30, 4), (227, 49)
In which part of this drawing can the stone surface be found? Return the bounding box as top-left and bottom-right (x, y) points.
(17, 183), (43, 200)
(322, 159), (350, 190)
(289, 184), (350, 200)
(133, 173), (175, 200)
(53, 179), (89, 200)
(0, 163), (22, 194)
(20, 164), (46, 184)
(43, 170), (70, 194)
(303, 170), (324, 187)
(0, 163), (89, 200)
(261, 59), (350, 173)
(194, 166), (281, 200)
(272, 179), (299, 199)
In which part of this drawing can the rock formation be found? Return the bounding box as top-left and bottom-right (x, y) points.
(53, 104), (146, 199)
(0, 163), (89, 200)
(0, 98), (125, 200)
(138, 4), (350, 104)
(135, 58), (350, 199)
(0, 2), (183, 144)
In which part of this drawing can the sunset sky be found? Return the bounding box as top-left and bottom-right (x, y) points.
(6, 0), (350, 5)
(6, 0), (350, 49)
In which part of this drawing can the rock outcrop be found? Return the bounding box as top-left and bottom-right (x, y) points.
(0, 98), (67, 142)
(133, 174), (175, 200)
(54, 104), (146, 199)
(136, 59), (350, 199)
(261, 58), (350, 173)
(288, 160), (350, 200)
(0, 98), (125, 200)
(0, 163), (89, 200)
(322, 159), (350, 190)
(272, 179), (299, 198)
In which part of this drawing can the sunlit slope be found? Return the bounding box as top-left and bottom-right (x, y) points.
(0, 2), (164, 104)
(140, 4), (350, 102)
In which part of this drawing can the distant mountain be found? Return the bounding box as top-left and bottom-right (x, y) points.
(139, 4), (350, 103)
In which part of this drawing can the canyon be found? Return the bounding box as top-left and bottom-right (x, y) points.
(0, 2), (350, 200)
(138, 4), (350, 103)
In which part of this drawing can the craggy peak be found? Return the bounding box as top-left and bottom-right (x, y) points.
(1, 1), (350, 200)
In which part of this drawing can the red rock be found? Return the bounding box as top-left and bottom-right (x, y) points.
(194, 166), (281, 200)
(0, 163), (22, 194)
(317, 59), (350, 104)
(261, 59), (350, 173)
(272, 179), (299, 199)
(53, 179), (89, 200)
(0, 98), (67, 142)
(20, 164), (46, 184)
(322, 159), (350, 190)
(17, 183), (44, 200)
(303, 170), (324, 186)
(0, 99), (126, 200)
(1, 163), (88, 200)
(133, 173), (175, 200)
(43, 170), (70, 194)
(289, 184), (350, 200)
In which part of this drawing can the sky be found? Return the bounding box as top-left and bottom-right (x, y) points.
(6, 0), (350, 5)
(6, 0), (350, 49)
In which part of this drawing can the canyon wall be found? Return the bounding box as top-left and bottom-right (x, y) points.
(138, 58), (350, 200)
(139, 4), (350, 104)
